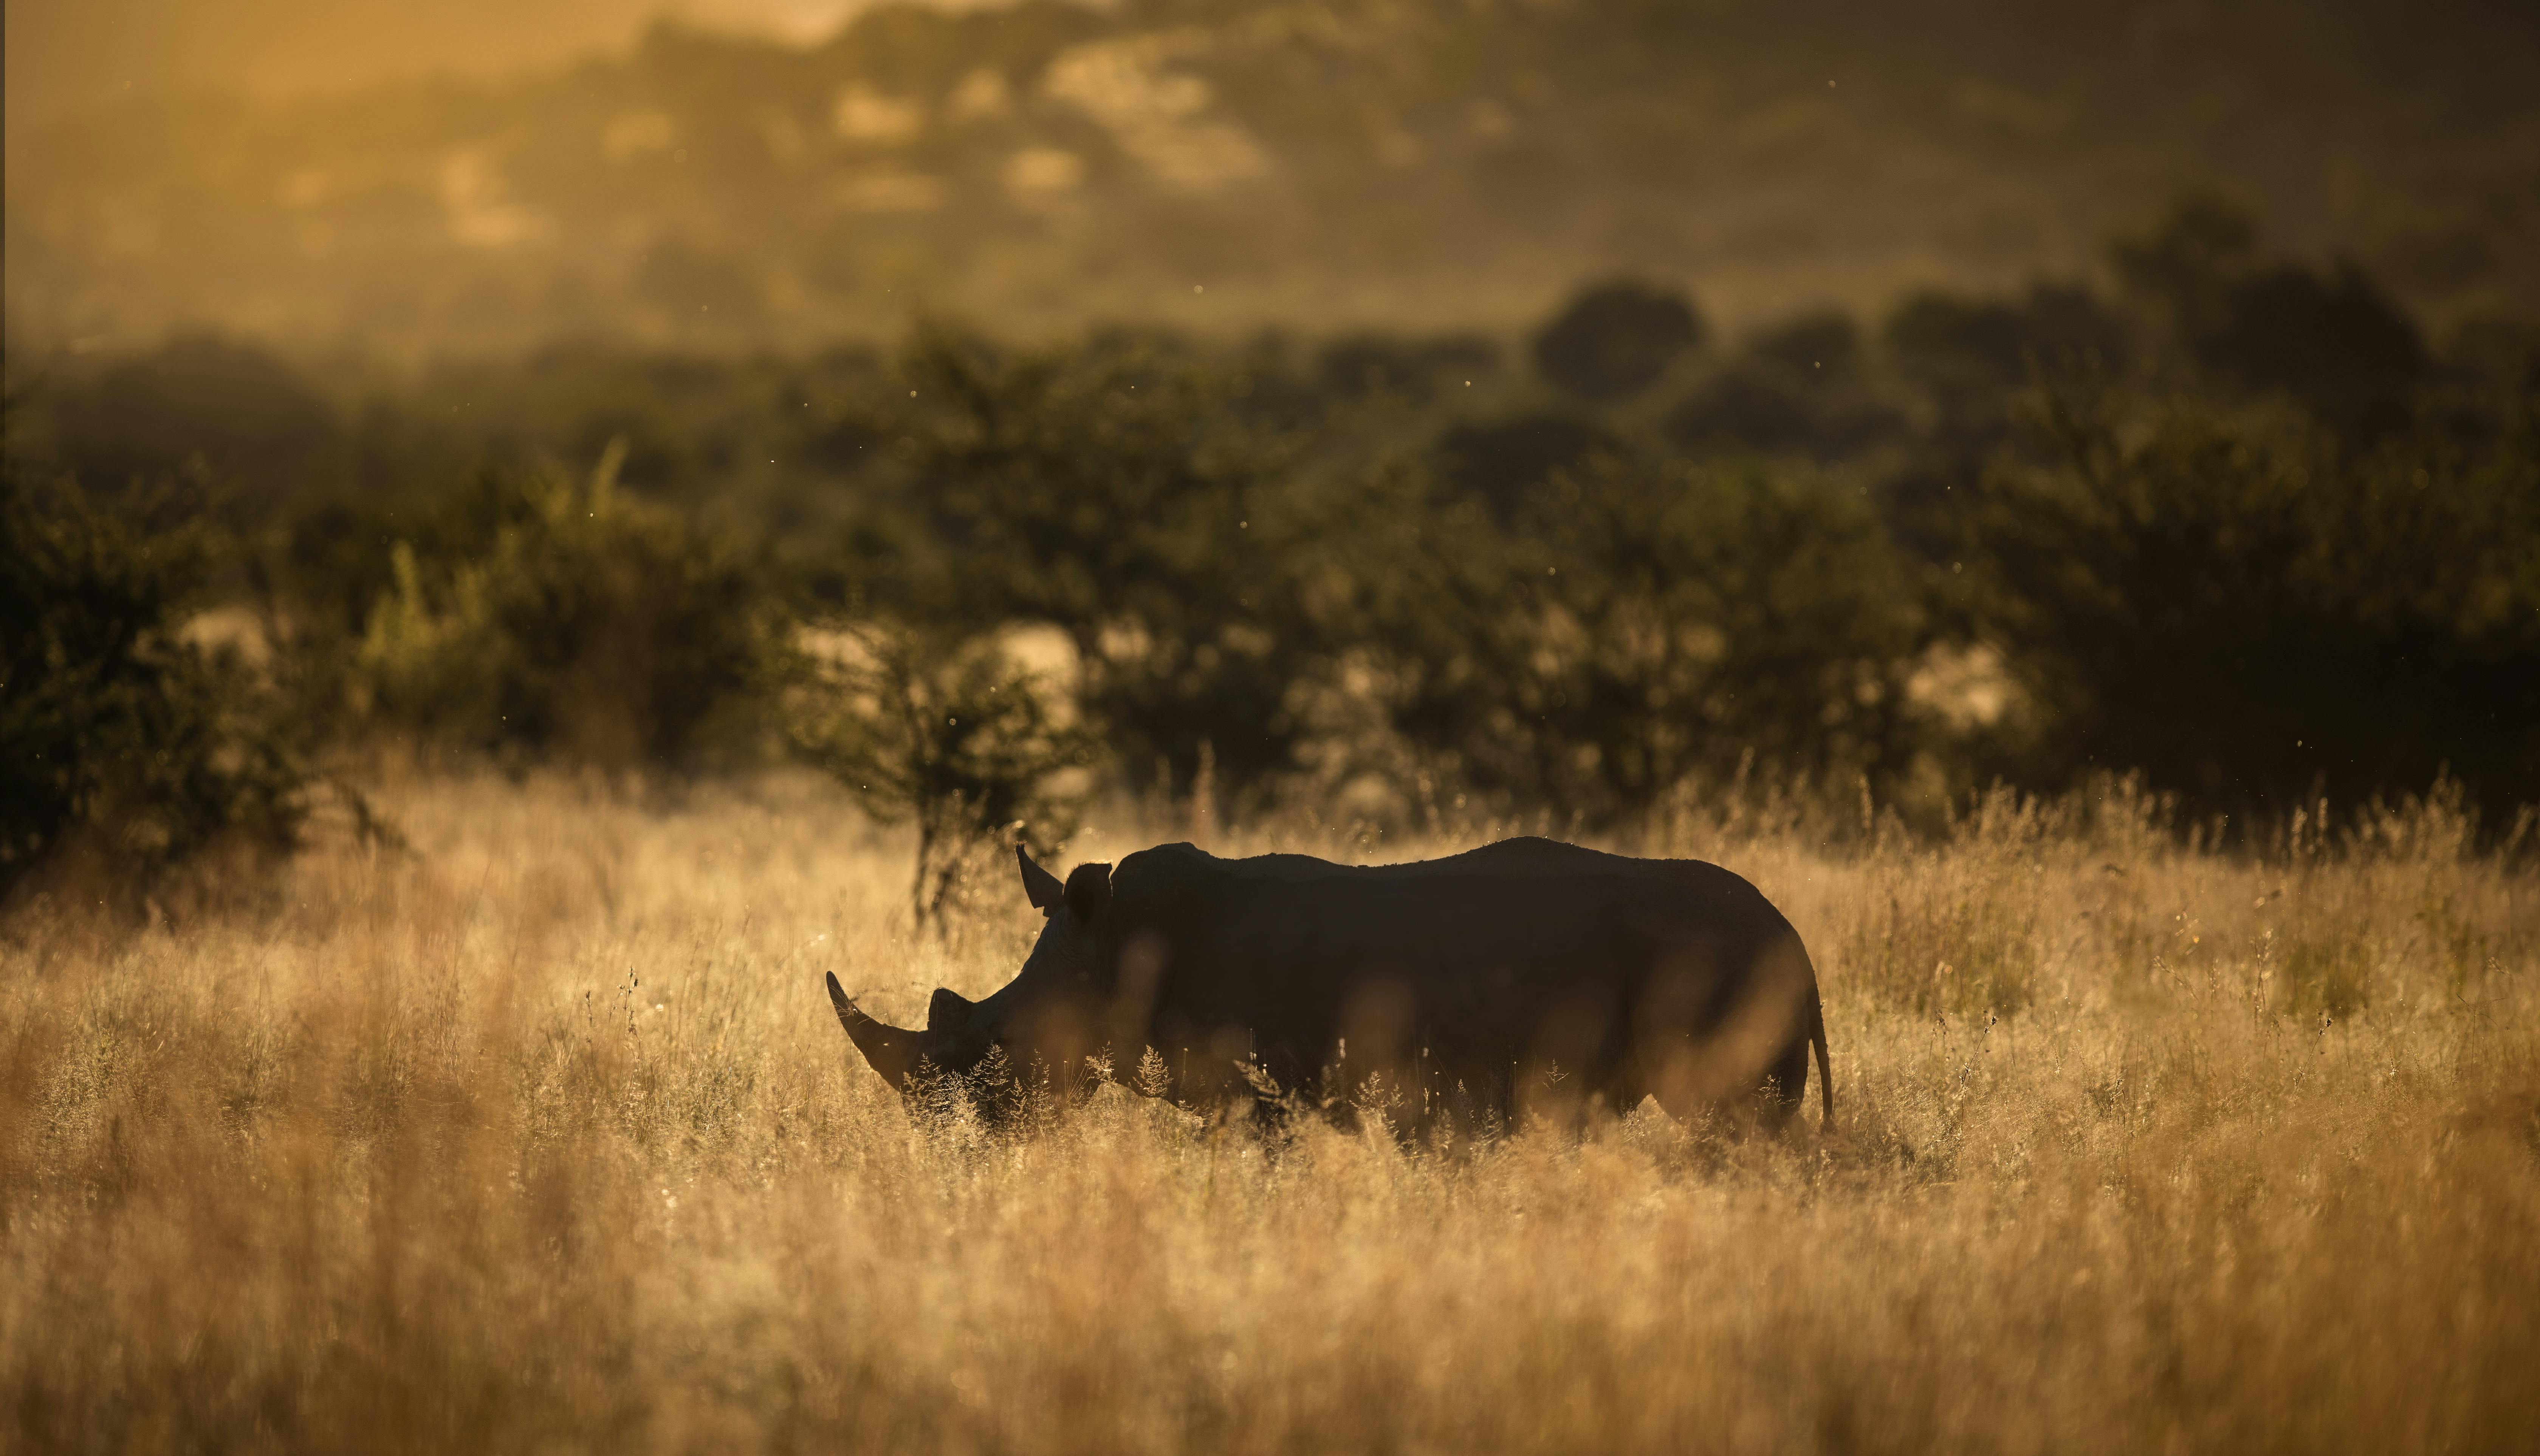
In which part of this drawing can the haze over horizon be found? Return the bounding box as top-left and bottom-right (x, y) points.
(5, 0), (914, 133)
(8, 0), (2537, 359)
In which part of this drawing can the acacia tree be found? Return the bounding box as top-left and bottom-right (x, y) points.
(790, 620), (1096, 930)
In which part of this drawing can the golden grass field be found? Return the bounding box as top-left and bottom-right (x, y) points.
(5, 773), (2536, 1454)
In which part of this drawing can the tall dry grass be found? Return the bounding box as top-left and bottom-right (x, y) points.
(4, 772), (2535, 1454)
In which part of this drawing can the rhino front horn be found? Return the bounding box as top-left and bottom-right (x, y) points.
(827, 972), (918, 1090)
(1018, 844), (1066, 913)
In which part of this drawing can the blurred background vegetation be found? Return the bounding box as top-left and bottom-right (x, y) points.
(11, 0), (2540, 347)
(6, 0), (2538, 903)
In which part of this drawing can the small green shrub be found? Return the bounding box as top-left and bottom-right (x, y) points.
(789, 620), (1097, 928)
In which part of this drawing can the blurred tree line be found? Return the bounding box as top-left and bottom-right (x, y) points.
(6, 197), (2537, 904)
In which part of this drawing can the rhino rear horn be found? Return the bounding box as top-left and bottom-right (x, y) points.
(826, 972), (918, 1090)
(1018, 845), (1065, 913)
(927, 987), (976, 1032)
(1064, 862), (1113, 923)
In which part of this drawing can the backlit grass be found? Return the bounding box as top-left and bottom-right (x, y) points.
(5, 774), (2534, 1453)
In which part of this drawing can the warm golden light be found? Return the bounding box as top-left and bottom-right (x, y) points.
(6, 14), (2535, 1445)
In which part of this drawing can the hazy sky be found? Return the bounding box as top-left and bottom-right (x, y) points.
(3, 0), (887, 133)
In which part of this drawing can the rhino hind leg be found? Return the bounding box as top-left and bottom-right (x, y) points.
(1753, 1035), (1814, 1130)
(1640, 1027), (1814, 1133)
(1640, 931), (1825, 1133)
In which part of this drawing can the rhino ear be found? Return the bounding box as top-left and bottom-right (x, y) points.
(1064, 862), (1113, 924)
(1018, 845), (1065, 913)
(927, 987), (975, 1032)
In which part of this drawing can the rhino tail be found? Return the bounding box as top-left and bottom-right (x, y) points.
(1808, 977), (1834, 1131)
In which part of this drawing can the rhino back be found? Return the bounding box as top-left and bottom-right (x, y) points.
(1109, 840), (1799, 1077)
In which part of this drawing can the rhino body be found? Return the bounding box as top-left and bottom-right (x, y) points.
(827, 837), (1832, 1131)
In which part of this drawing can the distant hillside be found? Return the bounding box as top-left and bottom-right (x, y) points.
(8, 0), (2537, 356)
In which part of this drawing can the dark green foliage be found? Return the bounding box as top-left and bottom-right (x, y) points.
(1665, 364), (1903, 463)
(1433, 414), (1622, 521)
(845, 324), (1316, 804)
(1962, 381), (2540, 819)
(2108, 193), (2264, 336)
(1678, 311), (1905, 465)
(2443, 316), (2540, 400)
(2114, 194), (2428, 440)
(45, 334), (347, 521)
(2199, 265), (2426, 440)
(790, 621), (1095, 927)
(1667, 370), (1820, 457)
(1315, 333), (1502, 405)
(11, 190), (2529, 838)
(0, 471), (316, 905)
(1532, 280), (1706, 403)
(1884, 284), (2133, 460)
(1357, 449), (1931, 826)
(1747, 312), (1866, 381)
(350, 448), (784, 772)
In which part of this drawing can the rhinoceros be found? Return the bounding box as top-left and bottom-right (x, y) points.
(826, 837), (1832, 1131)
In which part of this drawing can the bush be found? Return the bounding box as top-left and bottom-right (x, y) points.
(1882, 283), (2133, 463)
(2112, 195), (2427, 441)
(1531, 279), (1705, 403)
(43, 334), (346, 523)
(1664, 363), (1902, 462)
(0, 470), (320, 908)
(1315, 332), (1502, 405)
(1356, 449), (1933, 826)
(1431, 413), (1623, 521)
(351, 445), (783, 772)
(1960, 380), (2540, 823)
(2198, 263), (2426, 441)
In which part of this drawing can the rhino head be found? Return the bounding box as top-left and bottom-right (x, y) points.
(825, 846), (1116, 1105)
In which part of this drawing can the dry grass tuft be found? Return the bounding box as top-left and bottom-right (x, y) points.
(5, 774), (2535, 1453)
